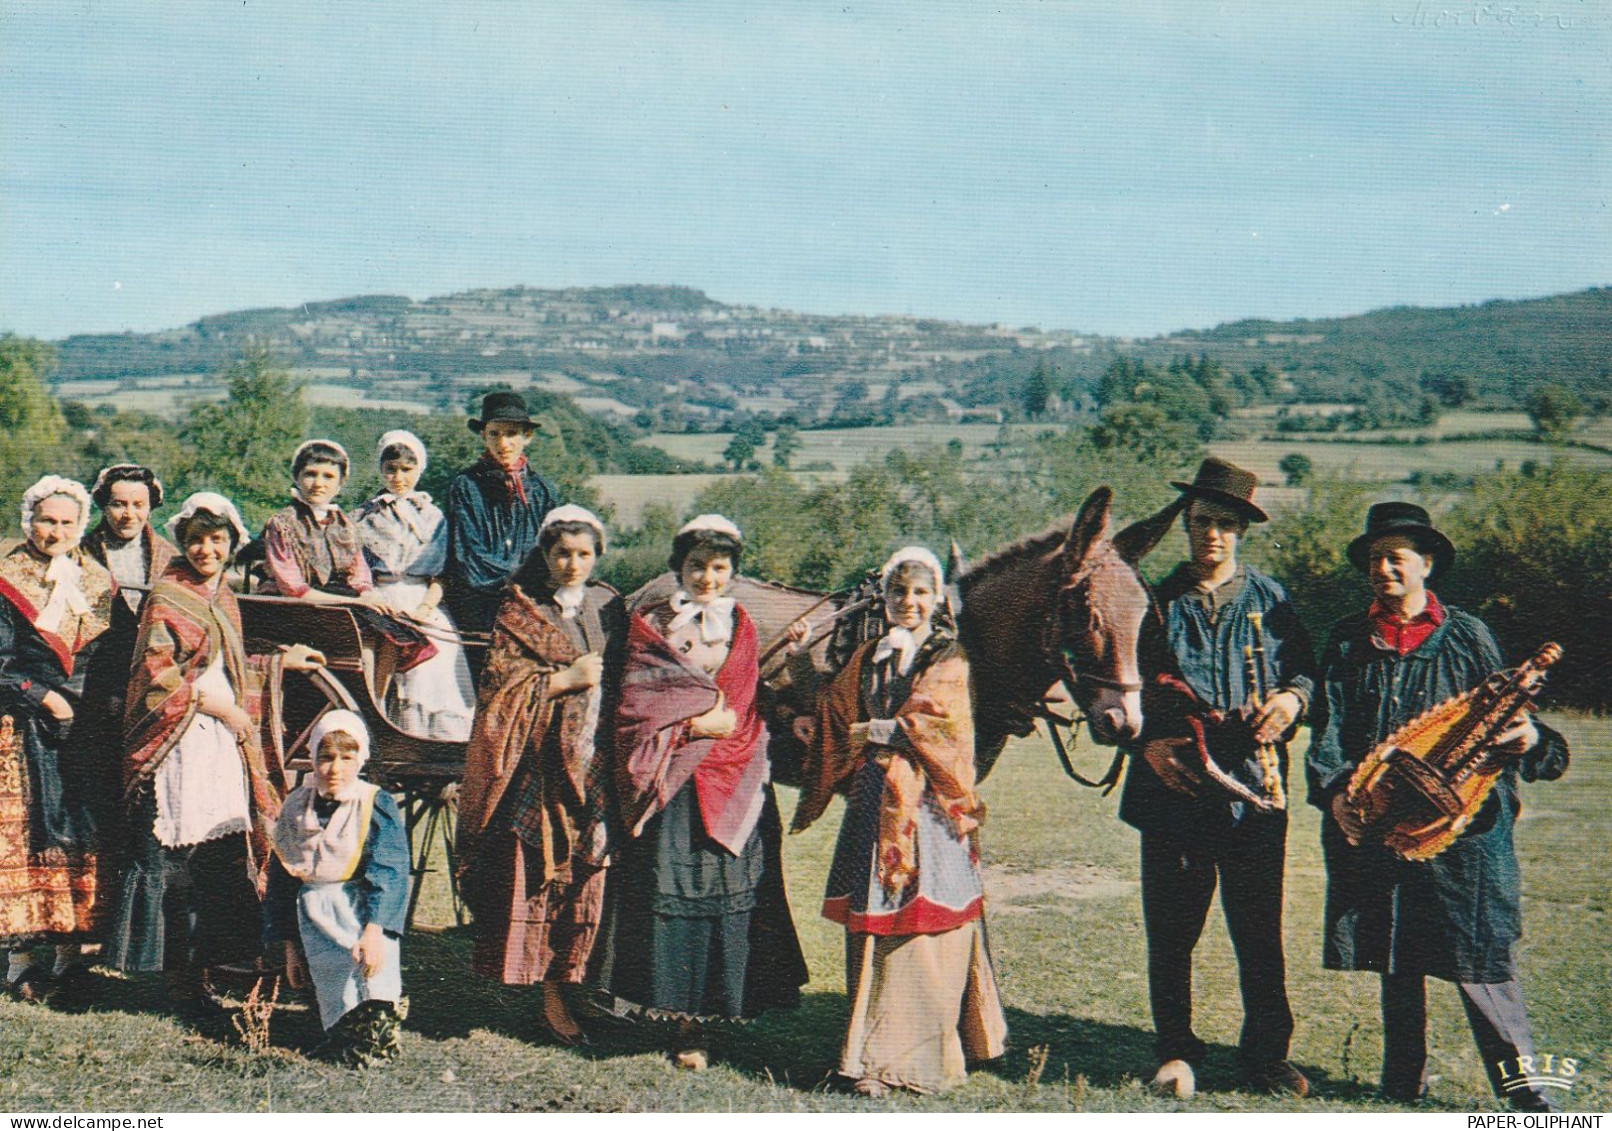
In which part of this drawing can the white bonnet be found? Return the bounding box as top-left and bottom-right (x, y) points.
(880, 545), (945, 590)
(376, 429), (427, 474)
(308, 709), (370, 765)
(19, 476), (92, 539)
(677, 513), (743, 542)
(541, 503), (608, 552)
(165, 492), (251, 547)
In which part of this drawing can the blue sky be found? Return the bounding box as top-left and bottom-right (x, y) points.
(2, 1), (1607, 340)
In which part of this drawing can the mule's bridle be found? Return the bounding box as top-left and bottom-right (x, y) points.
(1033, 551), (1159, 791)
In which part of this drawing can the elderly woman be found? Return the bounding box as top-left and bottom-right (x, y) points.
(0, 476), (114, 1000)
(353, 430), (475, 741)
(596, 514), (807, 1071)
(107, 493), (322, 1009)
(791, 547), (1008, 1096)
(456, 505), (625, 1045)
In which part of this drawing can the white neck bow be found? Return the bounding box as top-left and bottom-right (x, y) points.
(668, 590), (736, 645)
(554, 584), (586, 620)
(873, 624), (931, 676)
(36, 554), (91, 635)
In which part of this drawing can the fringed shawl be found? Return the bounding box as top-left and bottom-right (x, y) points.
(457, 581), (623, 882)
(616, 602), (769, 855)
(794, 638), (981, 897)
(0, 543), (114, 677)
(123, 561), (285, 870)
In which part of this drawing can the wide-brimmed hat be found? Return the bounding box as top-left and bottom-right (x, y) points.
(1346, 501), (1455, 577)
(1171, 457), (1269, 523)
(469, 391), (535, 434)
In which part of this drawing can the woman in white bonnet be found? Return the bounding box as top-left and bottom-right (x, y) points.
(790, 546), (1007, 1096)
(108, 491), (322, 1009)
(455, 504), (625, 1045)
(0, 476), (114, 1000)
(352, 429), (476, 740)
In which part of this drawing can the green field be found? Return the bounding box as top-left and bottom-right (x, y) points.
(642, 424), (1040, 473)
(3, 716), (1605, 1113)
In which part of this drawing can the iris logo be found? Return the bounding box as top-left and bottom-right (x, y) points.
(1495, 1053), (1578, 1096)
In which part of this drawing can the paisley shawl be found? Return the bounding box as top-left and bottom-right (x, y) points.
(0, 543), (114, 677)
(123, 560), (285, 870)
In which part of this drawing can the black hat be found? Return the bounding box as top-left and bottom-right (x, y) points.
(469, 391), (536, 434)
(1346, 501), (1456, 577)
(1171, 457), (1269, 523)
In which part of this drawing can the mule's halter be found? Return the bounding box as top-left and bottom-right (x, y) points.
(1032, 543), (1159, 791)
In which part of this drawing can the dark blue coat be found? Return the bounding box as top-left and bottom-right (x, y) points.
(1120, 564), (1316, 837)
(444, 458), (560, 636)
(1307, 603), (1569, 982)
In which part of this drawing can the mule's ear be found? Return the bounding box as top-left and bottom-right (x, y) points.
(1113, 496), (1187, 564)
(1060, 486), (1113, 565)
(946, 539), (967, 580)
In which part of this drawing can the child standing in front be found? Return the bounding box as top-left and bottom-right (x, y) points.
(266, 710), (409, 1065)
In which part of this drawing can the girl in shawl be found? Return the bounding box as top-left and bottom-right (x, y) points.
(265, 710), (409, 1066)
(260, 439), (387, 606)
(0, 476), (114, 1000)
(108, 493), (323, 1008)
(455, 504), (625, 1045)
(352, 430), (476, 741)
(790, 547), (1008, 1096)
(596, 515), (807, 1071)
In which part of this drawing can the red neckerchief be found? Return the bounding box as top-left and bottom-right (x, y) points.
(1369, 590), (1446, 656)
(482, 455), (528, 505)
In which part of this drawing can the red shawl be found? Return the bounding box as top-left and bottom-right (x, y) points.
(616, 603), (770, 855)
(123, 561), (285, 870)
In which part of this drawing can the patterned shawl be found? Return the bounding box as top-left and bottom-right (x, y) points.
(123, 560), (285, 870)
(262, 498), (364, 592)
(0, 542), (114, 676)
(616, 602), (769, 855)
(793, 637), (981, 897)
(456, 581), (622, 883)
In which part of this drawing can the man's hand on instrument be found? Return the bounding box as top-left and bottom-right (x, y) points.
(282, 644), (326, 672)
(1491, 712), (1539, 755)
(409, 600), (438, 623)
(1254, 690), (1303, 745)
(1330, 792), (1367, 846)
(551, 653), (603, 694)
(690, 692), (736, 739)
(785, 617), (812, 653)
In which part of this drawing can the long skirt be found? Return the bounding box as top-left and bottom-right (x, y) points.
(843, 921), (1009, 1093)
(469, 829), (606, 985)
(595, 782), (806, 1019)
(296, 880), (403, 1030)
(826, 757), (1008, 1091)
(0, 713), (98, 946)
(104, 795), (261, 972)
(374, 579), (475, 742)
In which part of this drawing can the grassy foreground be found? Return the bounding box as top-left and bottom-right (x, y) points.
(2, 716), (1607, 1113)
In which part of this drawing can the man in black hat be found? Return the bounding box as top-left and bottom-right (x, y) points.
(1307, 502), (1568, 1110)
(1121, 457), (1315, 1099)
(445, 391), (562, 671)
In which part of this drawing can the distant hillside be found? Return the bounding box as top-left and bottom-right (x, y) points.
(1144, 288), (1612, 406)
(47, 284), (1612, 426)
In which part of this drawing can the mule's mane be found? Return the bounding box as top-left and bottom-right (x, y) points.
(956, 522), (1070, 595)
